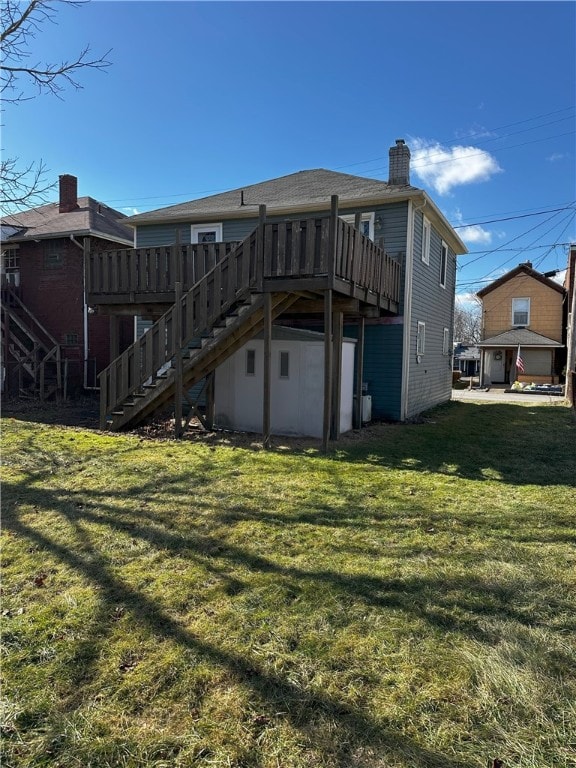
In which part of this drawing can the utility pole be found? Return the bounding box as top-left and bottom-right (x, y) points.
(566, 262), (576, 407)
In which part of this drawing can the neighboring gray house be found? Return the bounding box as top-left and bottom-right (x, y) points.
(87, 140), (467, 438)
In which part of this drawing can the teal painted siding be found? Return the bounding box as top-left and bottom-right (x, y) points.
(405, 210), (456, 418)
(344, 322), (403, 422)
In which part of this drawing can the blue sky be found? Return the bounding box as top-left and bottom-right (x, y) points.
(4, 0), (575, 299)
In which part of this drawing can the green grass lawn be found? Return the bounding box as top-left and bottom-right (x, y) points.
(2, 401), (575, 768)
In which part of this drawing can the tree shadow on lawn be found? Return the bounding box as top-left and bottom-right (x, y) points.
(4, 471), (573, 766)
(331, 402), (576, 488)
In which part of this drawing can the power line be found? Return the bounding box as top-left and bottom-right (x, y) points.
(452, 205), (576, 229)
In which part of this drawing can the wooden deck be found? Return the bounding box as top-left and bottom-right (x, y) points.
(86, 215), (401, 315)
(93, 200), (402, 439)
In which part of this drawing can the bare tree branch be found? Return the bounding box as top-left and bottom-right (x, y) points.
(1, 0), (110, 211)
(0, 158), (55, 214)
(454, 297), (482, 344)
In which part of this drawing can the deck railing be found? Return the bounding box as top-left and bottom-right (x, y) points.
(87, 241), (240, 298)
(98, 211), (401, 424)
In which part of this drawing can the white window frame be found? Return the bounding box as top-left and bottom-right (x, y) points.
(279, 350), (290, 379)
(340, 212), (375, 241)
(440, 241), (448, 288)
(512, 297), (530, 327)
(191, 223), (223, 244)
(416, 321), (426, 357)
(245, 349), (256, 376)
(443, 327), (450, 355)
(422, 217), (431, 265)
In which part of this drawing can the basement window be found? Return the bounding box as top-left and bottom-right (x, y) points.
(246, 349), (256, 376)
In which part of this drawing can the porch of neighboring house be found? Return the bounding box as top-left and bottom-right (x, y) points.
(85, 199), (402, 447)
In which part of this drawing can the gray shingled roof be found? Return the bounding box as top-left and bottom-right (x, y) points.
(125, 169), (421, 225)
(478, 328), (563, 347)
(253, 325), (356, 343)
(1, 197), (133, 246)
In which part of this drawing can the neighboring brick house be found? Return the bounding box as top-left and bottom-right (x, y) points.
(476, 262), (566, 386)
(1, 175), (134, 397)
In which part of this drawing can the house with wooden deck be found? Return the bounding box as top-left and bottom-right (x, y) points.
(86, 139), (467, 444)
(476, 261), (566, 386)
(1, 176), (134, 398)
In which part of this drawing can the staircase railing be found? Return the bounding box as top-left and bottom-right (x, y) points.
(99, 225), (263, 423)
(1, 284), (62, 397)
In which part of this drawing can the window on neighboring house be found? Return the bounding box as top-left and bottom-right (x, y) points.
(191, 223), (223, 244)
(246, 349), (256, 376)
(340, 212), (375, 241)
(279, 351), (290, 379)
(417, 321), (426, 356)
(1, 247), (20, 286)
(443, 327), (450, 355)
(44, 241), (63, 268)
(422, 218), (431, 264)
(512, 297), (530, 326)
(63, 333), (79, 346)
(440, 241), (448, 288)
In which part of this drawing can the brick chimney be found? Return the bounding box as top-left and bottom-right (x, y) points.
(388, 139), (411, 186)
(59, 174), (79, 213)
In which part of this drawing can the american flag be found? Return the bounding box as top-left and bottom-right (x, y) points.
(516, 344), (525, 373)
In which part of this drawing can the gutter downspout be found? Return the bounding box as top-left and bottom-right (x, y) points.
(69, 234), (98, 390)
(400, 199), (426, 421)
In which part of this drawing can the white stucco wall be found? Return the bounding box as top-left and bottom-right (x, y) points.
(214, 335), (356, 438)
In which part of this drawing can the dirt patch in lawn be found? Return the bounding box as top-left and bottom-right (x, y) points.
(1, 395), (408, 452)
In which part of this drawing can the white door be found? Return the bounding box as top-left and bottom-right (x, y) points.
(490, 350), (505, 382)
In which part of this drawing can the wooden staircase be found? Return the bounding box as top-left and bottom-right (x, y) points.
(1, 284), (63, 400)
(98, 207), (401, 432)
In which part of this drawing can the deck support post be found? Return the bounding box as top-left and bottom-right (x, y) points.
(354, 316), (365, 429)
(263, 291), (272, 449)
(109, 314), (120, 360)
(205, 370), (215, 430)
(322, 289), (333, 452)
(331, 310), (343, 440)
(256, 205), (267, 291)
(174, 281), (183, 438)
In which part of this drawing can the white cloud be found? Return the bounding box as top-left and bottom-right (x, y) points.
(451, 208), (492, 245)
(547, 153), (565, 163)
(410, 138), (502, 195)
(122, 207), (140, 215)
(455, 292), (480, 307)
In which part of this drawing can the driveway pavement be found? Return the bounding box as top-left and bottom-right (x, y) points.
(451, 386), (567, 405)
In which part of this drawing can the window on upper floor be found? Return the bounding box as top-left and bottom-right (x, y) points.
(191, 223), (223, 244)
(340, 212), (375, 241)
(1, 247), (19, 271)
(422, 218), (431, 265)
(440, 241), (448, 288)
(512, 297), (530, 326)
(44, 241), (63, 268)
